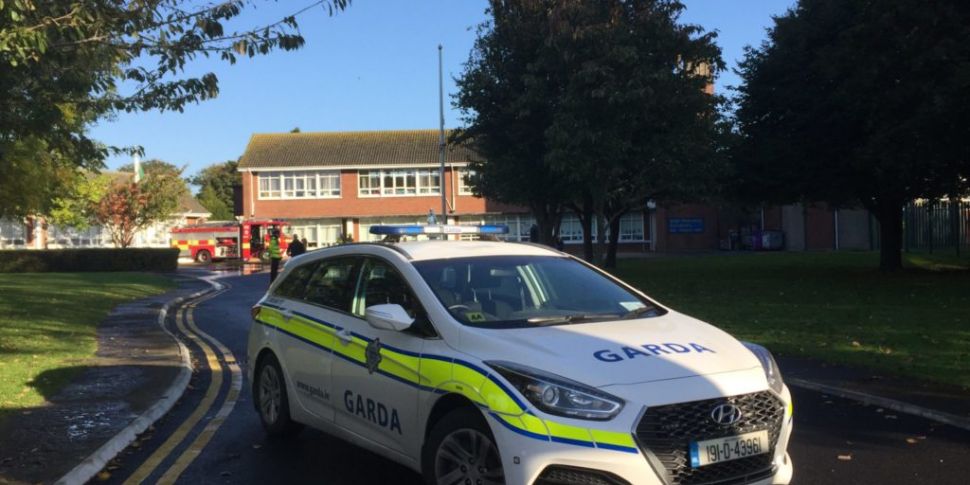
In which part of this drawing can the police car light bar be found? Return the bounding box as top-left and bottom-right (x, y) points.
(369, 224), (509, 235)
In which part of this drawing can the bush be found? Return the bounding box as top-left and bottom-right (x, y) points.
(0, 248), (179, 273)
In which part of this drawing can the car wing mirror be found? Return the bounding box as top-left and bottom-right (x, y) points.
(364, 304), (415, 332)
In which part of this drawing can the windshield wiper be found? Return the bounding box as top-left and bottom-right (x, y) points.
(526, 313), (619, 326)
(621, 306), (657, 319)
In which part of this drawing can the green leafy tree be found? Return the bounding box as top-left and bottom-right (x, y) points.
(189, 160), (239, 218)
(0, 0), (349, 217)
(734, 0), (970, 271)
(454, 1), (571, 245)
(543, 0), (725, 267)
(197, 184), (232, 220)
(49, 161), (187, 247)
(48, 173), (112, 230)
(455, 0), (725, 266)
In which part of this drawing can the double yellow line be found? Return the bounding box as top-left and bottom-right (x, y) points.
(124, 285), (242, 485)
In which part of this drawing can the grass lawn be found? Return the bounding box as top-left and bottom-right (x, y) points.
(612, 252), (970, 389)
(0, 273), (172, 417)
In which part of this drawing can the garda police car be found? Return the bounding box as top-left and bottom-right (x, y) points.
(248, 225), (794, 485)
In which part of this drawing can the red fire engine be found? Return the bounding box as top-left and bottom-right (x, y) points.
(170, 219), (291, 263)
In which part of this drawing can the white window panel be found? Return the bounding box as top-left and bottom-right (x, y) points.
(258, 171), (340, 200)
(458, 168), (475, 195)
(619, 212), (645, 241)
(357, 168), (441, 197)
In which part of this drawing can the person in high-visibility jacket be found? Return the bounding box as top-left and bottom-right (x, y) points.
(268, 231), (283, 283)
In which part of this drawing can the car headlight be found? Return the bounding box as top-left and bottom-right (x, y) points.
(486, 361), (624, 421)
(743, 342), (784, 394)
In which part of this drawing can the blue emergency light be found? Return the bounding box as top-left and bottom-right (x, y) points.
(369, 224), (509, 236)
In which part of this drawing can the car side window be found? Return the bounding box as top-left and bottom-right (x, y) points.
(303, 257), (360, 313)
(273, 261), (318, 300)
(354, 258), (435, 337)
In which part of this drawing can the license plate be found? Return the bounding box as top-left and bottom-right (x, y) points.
(689, 430), (769, 468)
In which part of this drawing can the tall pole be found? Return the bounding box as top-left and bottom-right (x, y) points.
(438, 44), (447, 224)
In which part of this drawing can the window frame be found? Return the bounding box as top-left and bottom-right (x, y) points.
(457, 168), (475, 195)
(356, 168), (441, 198)
(257, 170), (342, 200)
(351, 255), (439, 338)
(297, 256), (363, 315)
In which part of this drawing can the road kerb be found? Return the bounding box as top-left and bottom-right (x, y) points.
(787, 377), (970, 432)
(55, 276), (221, 485)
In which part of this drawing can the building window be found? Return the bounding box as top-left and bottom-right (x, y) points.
(357, 169), (441, 197)
(458, 168), (475, 195)
(618, 212), (645, 241)
(291, 220), (342, 248)
(559, 215), (586, 242)
(359, 171), (382, 196)
(482, 214), (535, 242)
(556, 212), (645, 244)
(417, 169), (441, 195)
(258, 171), (341, 199)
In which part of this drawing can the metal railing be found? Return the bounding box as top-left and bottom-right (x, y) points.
(903, 199), (970, 255)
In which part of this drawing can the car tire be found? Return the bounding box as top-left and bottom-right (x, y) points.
(422, 407), (505, 485)
(254, 352), (303, 437)
(195, 249), (212, 264)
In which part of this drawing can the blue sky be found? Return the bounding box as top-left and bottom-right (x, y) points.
(92, 0), (796, 180)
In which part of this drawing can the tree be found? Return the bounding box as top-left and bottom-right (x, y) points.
(454, 1), (572, 245)
(118, 158), (183, 178)
(48, 173), (112, 230)
(197, 184), (233, 220)
(189, 160), (240, 219)
(455, 0), (726, 265)
(49, 162), (187, 247)
(734, 0), (970, 271)
(542, 0), (725, 267)
(0, 0), (349, 217)
(92, 172), (187, 247)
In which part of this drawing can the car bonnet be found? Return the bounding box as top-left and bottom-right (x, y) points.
(456, 310), (762, 388)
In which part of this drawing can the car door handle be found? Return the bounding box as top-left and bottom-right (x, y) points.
(336, 329), (352, 345)
(280, 310), (294, 321)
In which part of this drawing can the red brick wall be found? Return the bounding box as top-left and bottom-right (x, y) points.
(241, 168), (511, 219)
(654, 204), (720, 252)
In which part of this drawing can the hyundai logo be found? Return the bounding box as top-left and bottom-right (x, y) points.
(711, 403), (743, 426)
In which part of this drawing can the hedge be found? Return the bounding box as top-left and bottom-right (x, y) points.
(0, 248), (179, 273)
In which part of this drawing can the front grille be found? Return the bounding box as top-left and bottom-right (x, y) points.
(534, 465), (631, 485)
(635, 391), (785, 485)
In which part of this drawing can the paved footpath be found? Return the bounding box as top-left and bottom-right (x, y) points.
(27, 271), (970, 484)
(0, 274), (209, 485)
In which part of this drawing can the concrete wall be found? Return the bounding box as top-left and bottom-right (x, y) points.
(836, 209), (872, 250)
(782, 205), (806, 251)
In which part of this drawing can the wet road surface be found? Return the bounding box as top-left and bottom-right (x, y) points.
(101, 272), (970, 484)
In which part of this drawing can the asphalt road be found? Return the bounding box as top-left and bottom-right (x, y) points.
(102, 271), (970, 485)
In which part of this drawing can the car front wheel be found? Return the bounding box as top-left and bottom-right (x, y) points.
(254, 352), (302, 437)
(423, 407), (505, 485)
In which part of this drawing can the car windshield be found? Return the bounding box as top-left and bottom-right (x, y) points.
(413, 255), (665, 328)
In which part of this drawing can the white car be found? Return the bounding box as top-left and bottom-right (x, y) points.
(247, 226), (794, 485)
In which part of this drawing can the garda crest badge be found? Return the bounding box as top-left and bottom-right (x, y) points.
(365, 338), (383, 374)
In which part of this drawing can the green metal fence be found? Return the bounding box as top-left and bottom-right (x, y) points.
(903, 199), (970, 255)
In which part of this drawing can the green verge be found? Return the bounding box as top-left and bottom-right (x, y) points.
(0, 273), (173, 418)
(612, 252), (970, 389)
